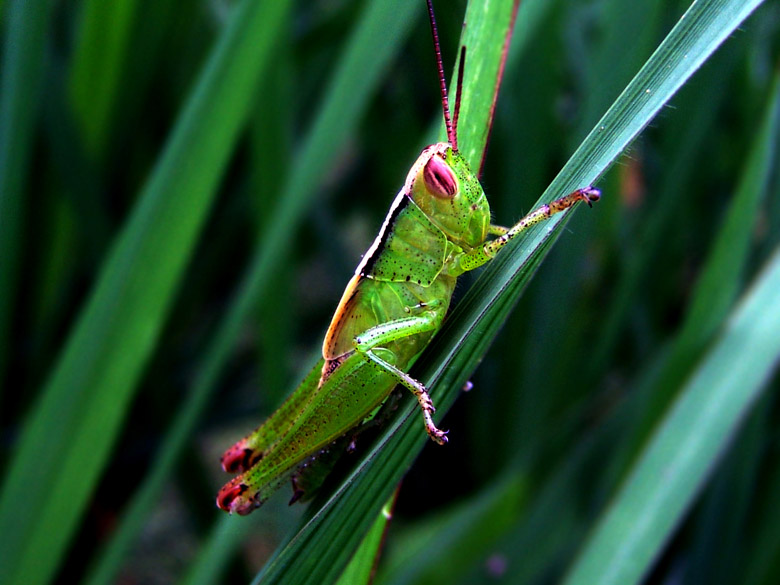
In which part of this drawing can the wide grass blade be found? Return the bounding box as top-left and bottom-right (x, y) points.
(336, 493), (397, 585)
(562, 244), (780, 585)
(0, 1), (292, 583)
(376, 472), (526, 585)
(68, 0), (139, 156)
(251, 0), (766, 583)
(0, 0), (56, 390)
(609, 67), (780, 474)
(560, 65), (780, 585)
(249, 2), (519, 583)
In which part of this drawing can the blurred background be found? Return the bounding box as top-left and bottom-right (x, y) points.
(0, 0), (778, 584)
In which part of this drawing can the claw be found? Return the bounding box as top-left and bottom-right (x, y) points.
(289, 476), (306, 506)
(429, 427), (449, 445)
(216, 479), (258, 515)
(579, 186), (601, 207)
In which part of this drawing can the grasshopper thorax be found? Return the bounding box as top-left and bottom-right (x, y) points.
(407, 142), (490, 250)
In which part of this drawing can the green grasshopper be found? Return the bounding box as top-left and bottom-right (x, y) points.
(217, 0), (600, 515)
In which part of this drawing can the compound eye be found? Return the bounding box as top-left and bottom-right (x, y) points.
(423, 155), (458, 199)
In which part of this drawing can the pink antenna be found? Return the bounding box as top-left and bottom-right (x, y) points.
(426, 0), (458, 152)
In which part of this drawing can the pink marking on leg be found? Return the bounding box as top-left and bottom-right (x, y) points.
(216, 478), (258, 515)
(220, 439), (259, 473)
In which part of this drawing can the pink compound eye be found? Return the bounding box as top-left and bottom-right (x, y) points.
(423, 155), (458, 198)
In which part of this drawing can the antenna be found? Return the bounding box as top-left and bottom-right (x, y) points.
(426, 0), (458, 152)
(452, 46), (465, 145)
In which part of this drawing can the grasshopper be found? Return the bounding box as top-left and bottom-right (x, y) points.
(217, 0), (600, 515)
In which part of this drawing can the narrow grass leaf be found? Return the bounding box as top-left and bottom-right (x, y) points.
(0, 0), (56, 390)
(0, 1), (292, 584)
(179, 515), (260, 585)
(620, 68), (780, 457)
(376, 472), (525, 585)
(252, 0), (765, 583)
(562, 245), (780, 585)
(68, 0), (139, 155)
(253, 2), (519, 583)
(336, 493), (397, 585)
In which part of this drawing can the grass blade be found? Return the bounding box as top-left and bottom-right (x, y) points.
(0, 1), (292, 583)
(336, 492), (397, 585)
(0, 0), (56, 391)
(376, 472), (526, 585)
(252, 2), (520, 583)
(68, 0), (139, 155)
(562, 244), (780, 585)
(560, 63), (780, 585)
(251, 0), (766, 583)
(614, 67), (780, 467)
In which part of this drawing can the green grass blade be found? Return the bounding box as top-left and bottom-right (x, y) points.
(336, 493), (397, 585)
(0, 1), (292, 583)
(0, 0), (56, 391)
(252, 2), (519, 583)
(615, 68), (780, 463)
(562, 245), (780, 585)
(179, 516), (261, 585)
(251, 0), (765, 583)
(743, 456), (780, 585)
(68, 0), (139, 155)
(452, 0), (521, 168)
(560, 64), (780, 585)
(376, 473), (525, 585)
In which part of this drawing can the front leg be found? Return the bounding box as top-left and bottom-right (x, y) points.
(353, 311), (449, 445)
(459, 187), (600, 273)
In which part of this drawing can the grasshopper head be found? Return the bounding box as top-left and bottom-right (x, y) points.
(408, 143), (490, 249)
